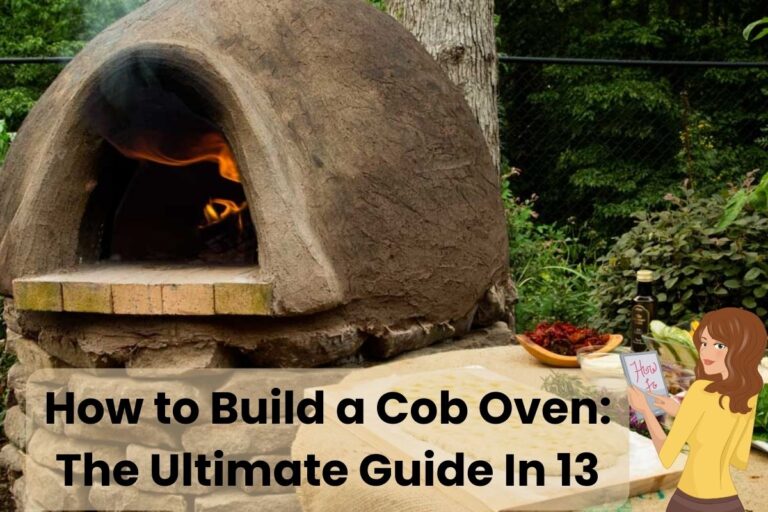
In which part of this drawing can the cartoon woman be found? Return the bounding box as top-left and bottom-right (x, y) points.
(628, 307), (767, 512)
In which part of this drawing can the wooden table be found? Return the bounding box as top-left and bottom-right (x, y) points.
(379, 344), (768, 511)
(295, 344), (768, 511)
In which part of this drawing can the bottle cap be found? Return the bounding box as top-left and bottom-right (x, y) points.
(637, 270), (654, 282)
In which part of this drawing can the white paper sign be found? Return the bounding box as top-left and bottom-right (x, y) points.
(620, 350), (669, 417)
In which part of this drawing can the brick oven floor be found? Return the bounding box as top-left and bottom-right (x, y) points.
(13, 263), (271, 316)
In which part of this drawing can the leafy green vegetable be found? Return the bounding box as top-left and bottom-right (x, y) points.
(754, 384), (768, 441)
(650, 320), (694, 347)
(646, 320), (698, 368)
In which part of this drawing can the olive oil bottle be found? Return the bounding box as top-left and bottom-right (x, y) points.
(631, 270), (656, 352)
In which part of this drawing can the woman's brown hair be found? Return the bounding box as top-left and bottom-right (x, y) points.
(692, 307), (767, 414)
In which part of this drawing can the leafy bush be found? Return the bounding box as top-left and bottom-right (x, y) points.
(0, 119), (11, 165)
(0, 0), (148, 130)
(503, 174), (598, 332)
(497, 3), (768, 245)
(718, 172), (768, 229)
(593, 179), (768, 334)
(744, 18), (768, 42)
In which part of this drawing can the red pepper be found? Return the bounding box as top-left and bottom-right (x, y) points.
(525, 322), (608, 356)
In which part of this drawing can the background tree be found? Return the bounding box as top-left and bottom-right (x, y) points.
(0, 0), (146, 131)
(496, 0), (768, 245)
(385, 0), (515, 329)
(386, 0), (500, 171)
(2, 0), (768, 330)
(494, 0), (768, 330)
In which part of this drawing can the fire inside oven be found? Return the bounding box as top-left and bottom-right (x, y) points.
(78, 58), (257, 265)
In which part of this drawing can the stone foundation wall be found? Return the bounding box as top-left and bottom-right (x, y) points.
(3, 367), (306, 511)
(0, 294), (513, 511)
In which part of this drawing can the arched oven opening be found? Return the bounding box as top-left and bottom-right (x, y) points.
(78, 57), (257, 265)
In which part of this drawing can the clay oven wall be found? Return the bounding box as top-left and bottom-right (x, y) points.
(0, 0), (507, 329)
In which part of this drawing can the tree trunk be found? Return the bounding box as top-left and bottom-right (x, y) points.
(387, 0), (515, 331)
(387, 0), (500, 172)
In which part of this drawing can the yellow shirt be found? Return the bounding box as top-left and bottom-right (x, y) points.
(659, 379), (758, 498)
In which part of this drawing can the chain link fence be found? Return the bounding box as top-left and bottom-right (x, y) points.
(2, 55), (768, 254)
(498, 56), (768, 254)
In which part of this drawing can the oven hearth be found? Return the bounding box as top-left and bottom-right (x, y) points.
(0, 0), (512, 373)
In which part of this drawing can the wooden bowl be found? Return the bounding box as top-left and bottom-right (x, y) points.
(515, 334), (624, 368)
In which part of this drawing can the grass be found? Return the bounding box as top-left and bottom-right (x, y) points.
(503, 176), (601, 333)
(514, 262), (599, 333)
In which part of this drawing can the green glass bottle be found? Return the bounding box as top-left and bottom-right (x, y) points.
(631, 270), (656, 352)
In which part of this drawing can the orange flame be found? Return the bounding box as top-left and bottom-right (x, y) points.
(202, 198), (248, 229)
(112, 130), (247, 229)
(117, 131), (241, 183)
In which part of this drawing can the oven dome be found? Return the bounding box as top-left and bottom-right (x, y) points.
(0, 0), (507, 328)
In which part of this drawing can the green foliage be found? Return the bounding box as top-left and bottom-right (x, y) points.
(0, 0), (150, 435)
(755, 384), (768, 442)
(593, 181), (768, 334)
(718, 172), (768, 228)
(0, 0), (147, 130)
(368, 0), (387, 12)
(0, 119), (11, 165)
(744, 18), (768, 42)
(497, 0), (768, 242)
(524, 64), (683, 232)
(503, 173), (598, 331)
(749, 172), (768, 210)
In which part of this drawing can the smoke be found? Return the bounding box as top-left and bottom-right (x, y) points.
(81, 0), (150, 39)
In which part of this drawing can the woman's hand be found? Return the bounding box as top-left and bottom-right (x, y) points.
(653, 395), (680, 417)
(628, 386), (651, 414)
(628, 386), (669, 457)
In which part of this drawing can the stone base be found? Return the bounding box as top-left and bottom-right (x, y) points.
(0, 295), (514, 512)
